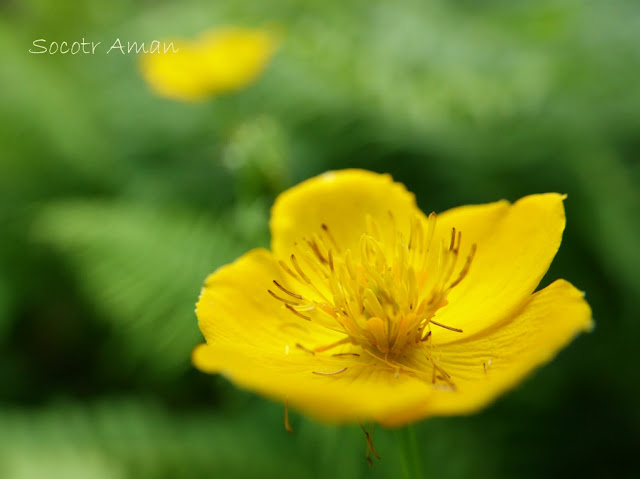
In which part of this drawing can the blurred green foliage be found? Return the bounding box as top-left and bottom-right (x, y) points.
(1, 0), (639, 478)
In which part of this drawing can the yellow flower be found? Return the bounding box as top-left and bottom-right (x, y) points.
(193, 170), (592, 427)
(140, 27), (278, 102)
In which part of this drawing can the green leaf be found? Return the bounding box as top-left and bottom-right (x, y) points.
(32, 200), (252, 376)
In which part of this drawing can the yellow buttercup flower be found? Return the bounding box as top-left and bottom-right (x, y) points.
(140, 27), (278, 102)
(193, 170), (592, 427)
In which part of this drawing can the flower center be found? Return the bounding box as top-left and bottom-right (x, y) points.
(269, 212), (476, 368)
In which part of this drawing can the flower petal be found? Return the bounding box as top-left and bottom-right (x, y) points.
(140, 42), (210, 101)
(270, 169), (418, 260)
(432, 193), (567, 343)
(400, 279), (592, 422)
(197, 28), (277, 93)
(140, 27), (277, 102)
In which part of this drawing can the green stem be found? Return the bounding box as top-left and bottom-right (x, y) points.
(397, 425), (424, 479)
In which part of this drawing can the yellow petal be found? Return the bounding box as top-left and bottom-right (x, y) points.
(198, 28), (277, 93)
(140, 27), (277, 102)
(139, 41), (208, 101)
(395, 279), (592, 424)
(432, 193), (567, 343)
(270, 169), (418, 261)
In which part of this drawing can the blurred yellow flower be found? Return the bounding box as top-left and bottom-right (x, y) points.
(140, 27), (278, 102)
(193, 170), (592, 426)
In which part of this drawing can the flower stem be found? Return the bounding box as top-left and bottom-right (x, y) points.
(397, 425), (424, 479)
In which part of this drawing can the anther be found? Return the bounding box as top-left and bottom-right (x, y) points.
(284, 400), (293, 433)
(359, 423), (381, 461)
(306, 238), (328, 265)
(278, 260), (299, 281)
(295, 343), (315, 355)
(321, 223), (340, 251)
(273, 280), (304, 299)
(425, 212), (437, 253)
(290, 254), (311, 283)
(430, 360), (453, 381)
(430, 319), (463, 333)
(435, 364), (452, 380)
(267, 289), (299, 305)
(387, 210), (396, 225)
(312, 367), (348, 376)
(447, 229), (463, 254)
(331, 352), (360, 357)
(314, 337), (351, 353)
(285, 304), (311, 321)
(484, 359), (492, 375)
(448, 243), (477, 289)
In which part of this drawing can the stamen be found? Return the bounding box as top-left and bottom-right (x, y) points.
(284, 400), (293, 433)
(296, 343), (315, 355)
(360, 423), (381, 461)
(331, 352), (360, 357)
(387, 210), (397, 252)
(273, 280), (303, 299)
(290, 254), (311, 283)
(321, 223), (340, 252)
(420, 330), (432, 342)
(314, 337), (351, 353)
(430, 319), (463, 333)
(433, 361), (451, 379)
(425, 212), (437, 251)
(278, 260), (299, 281)
(267, 289), (299, 305)
(415, 215), (425, 254)
(306, 238), (328, 265)
(312, 367), (348, 376)
(280, 322), (308, 333)
(285, 304), (311, 321)
(484, 359), (492, 375)
(425, 358), (455, 389)
(448, 243), (477, 289)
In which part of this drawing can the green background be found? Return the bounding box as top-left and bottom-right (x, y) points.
(1, 0), (638, 477)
